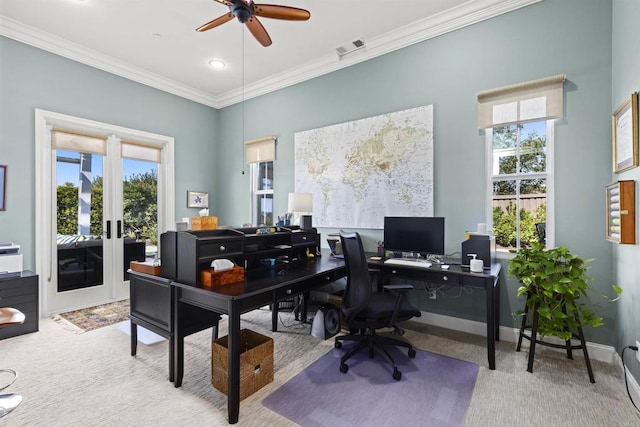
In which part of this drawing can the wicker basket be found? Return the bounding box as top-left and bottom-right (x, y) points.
(211, 329), (274, 400)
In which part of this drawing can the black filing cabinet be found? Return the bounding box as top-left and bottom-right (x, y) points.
(0, 271), (39, 339)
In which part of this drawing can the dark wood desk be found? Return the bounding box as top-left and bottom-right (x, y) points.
(169, 252), (346, 424)
(368, 258), (502, 370)
(130, 252), (501, 424)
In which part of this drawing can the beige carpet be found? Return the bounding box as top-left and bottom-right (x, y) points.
(2, 307), (639, 426)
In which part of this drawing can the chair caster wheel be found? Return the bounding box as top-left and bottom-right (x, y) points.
(408, 348), (416, 358)
(340, 363), (349, 373)
(335, 341), (342, 349)
(393, 369), (402, 381)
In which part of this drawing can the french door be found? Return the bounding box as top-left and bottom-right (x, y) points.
(35, 110), (175, 315)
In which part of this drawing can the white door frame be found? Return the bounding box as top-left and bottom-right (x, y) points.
(35, 109), (175, 316)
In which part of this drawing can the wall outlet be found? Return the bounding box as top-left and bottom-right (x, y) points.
(428, 289), (436, 300)
(636, 341), (640, 363)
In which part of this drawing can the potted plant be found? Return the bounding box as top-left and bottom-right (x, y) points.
(509, 242), (621, 340)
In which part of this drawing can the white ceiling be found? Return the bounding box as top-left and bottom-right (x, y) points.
(0, 0), (538, 108)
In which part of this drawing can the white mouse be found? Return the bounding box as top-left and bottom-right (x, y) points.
(441, 264), (450, 270)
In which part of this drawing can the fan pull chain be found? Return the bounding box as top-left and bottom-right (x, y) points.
(241, 26), (245, 175)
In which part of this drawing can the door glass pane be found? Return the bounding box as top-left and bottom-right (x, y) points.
(122, 158), (158, 280)
(56, 150), (104, 292)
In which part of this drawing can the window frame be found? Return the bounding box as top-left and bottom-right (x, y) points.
(249, 160), (274, 226)
(485, 120), (555, 255)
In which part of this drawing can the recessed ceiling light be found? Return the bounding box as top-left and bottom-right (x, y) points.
(208, 59), (226, 70)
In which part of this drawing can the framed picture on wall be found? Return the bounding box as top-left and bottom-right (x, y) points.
(612, 92), (638, 173)
(0, 165), (6, 211)
(187, 191), (209, 208)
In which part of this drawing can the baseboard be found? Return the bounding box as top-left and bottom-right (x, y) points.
(614, 352), (640, 409)
(412, 310), (616, 364)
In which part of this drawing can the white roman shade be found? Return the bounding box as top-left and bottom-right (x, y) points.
(121, 140), (162, 163)
(244, 136), (276, 164)
(51, 129), (106, 155)
(477, 74), (566, 129)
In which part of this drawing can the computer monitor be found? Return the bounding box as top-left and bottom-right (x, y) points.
(383, 216), (445, 256)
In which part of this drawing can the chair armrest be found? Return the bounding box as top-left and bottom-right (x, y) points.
(383, 284), (414, 292)
(384, 284), (415, 326)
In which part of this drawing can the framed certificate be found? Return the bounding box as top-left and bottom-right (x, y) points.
(612, 92), (638, 173)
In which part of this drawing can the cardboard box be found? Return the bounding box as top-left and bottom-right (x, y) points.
(191, 216), (218, 230)
(211, 329), (274, 400)
(130, 260), (161, 276)
(201, 266), (245, 287)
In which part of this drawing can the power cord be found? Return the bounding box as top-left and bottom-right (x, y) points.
(622, 345), (640, 412)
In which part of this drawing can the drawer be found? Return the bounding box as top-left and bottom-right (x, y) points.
(0, 278), (38, 297)
(199, 240), (243, 257)
(0, 294), (38, 313)
(290, 231), (317, 246)
(387, 268), (461, 285)
(275, 271), (338, 300)
(0, 318), (39, 339)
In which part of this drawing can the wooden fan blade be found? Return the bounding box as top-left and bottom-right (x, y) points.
(212, 0), (233, 5)
(196, 13), (235, 32)
(246, 17), (272, 47)
(254, 4), (310, 21)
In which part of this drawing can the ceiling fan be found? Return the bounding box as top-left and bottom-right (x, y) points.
(196, 0), (311, 47)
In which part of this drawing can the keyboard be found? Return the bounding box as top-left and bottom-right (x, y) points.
(384, 258), (432, 269)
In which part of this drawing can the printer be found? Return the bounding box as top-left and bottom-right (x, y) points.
(0, 242), (23, 276)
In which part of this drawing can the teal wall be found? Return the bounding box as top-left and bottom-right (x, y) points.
(612, 0), (640, 384)
(217, 0), (619, 344)
(1, 0), (633, 352)
(0, 36), (219, 271)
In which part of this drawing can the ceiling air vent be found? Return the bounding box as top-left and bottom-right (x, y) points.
(336, 38), (366, 60)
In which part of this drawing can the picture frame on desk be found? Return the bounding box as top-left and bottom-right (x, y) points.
(187, 190), (208, 208)
(612, 92), (638, 173)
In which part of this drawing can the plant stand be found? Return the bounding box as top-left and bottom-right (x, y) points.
(516, 296), (595, 383)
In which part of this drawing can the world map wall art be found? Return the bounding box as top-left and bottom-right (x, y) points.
(294, 105), (433, 229)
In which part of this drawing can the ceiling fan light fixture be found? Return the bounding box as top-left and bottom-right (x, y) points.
(208, 59), (226, 70)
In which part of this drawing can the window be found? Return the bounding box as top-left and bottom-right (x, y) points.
(478, 74), (563, 252)
(486, 121), (553, 251)
(250, 161), (274, 226)
(245, 136), (276, 227)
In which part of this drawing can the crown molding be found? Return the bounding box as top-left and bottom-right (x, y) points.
(1, 0), (540, 110)
(215, 0), (541, 107)
(0, 16), (219, 108)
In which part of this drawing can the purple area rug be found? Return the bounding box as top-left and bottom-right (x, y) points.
(263, 345), (478, 426)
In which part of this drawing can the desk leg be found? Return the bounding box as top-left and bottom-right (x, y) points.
(495, 277), (501, 342)
(173, 287), (185, 387)
(227, 303), (241, 424)
(486, 278), (496, 370)
(130, 321), (138, 356)
(301, 291), (309, 323)
(272, 292), (279, 332)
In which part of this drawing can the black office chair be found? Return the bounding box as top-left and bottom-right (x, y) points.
(334, 231), (421, 380)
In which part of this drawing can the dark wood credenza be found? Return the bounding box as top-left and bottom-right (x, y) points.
(0, 270), (39, 339)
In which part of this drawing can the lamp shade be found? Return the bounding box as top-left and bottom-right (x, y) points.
(287, 192), (313, 213)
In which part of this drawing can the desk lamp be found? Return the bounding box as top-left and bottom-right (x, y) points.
(287, 193), (313, 229)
